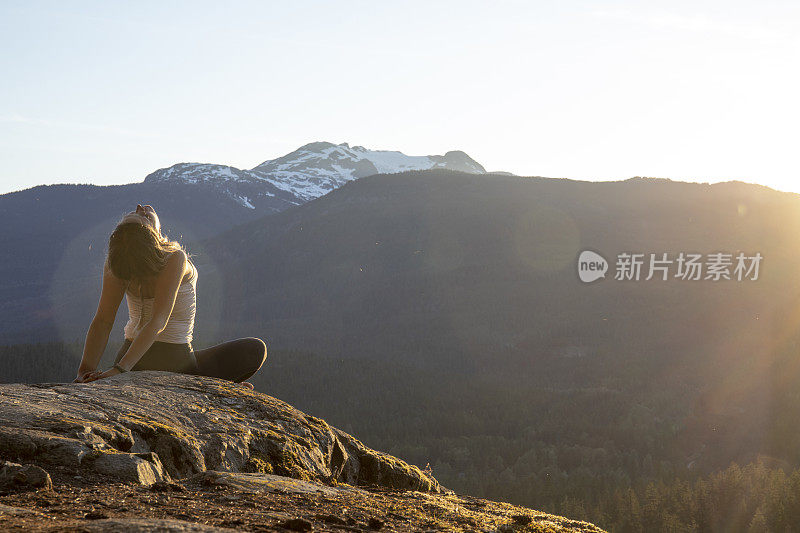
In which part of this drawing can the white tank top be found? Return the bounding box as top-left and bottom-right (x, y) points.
(123, 263), (197, 344)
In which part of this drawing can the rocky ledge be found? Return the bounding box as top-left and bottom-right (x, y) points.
(0, 372), (604, 532)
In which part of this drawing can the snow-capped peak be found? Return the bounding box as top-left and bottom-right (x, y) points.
(144, 163), (263, 185)
(142, 142), (486, 206)
(252, 142), (485, 201)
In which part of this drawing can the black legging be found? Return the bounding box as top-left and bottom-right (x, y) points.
(114, 337), (267, 383)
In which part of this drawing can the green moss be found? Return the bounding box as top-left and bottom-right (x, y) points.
(261, 429), (287, 443)
(357, 449), (437, 491)
(269, 445), (312, 481)
(118, 413), (198, 446)
(306, 415), (330, 431)
(243, 455), (274, 474)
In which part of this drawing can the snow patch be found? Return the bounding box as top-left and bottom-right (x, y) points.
(143, 142), (484, 207)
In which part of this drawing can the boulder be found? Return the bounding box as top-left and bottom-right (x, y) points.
(0, 372), (440, 491)
(84, 450), (168, 485)
(0, 460), (52, 492)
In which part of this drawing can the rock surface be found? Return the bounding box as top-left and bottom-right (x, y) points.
(0, 372), (605, 532)
(0, 372), (437, 492)
(0, 461), (52, 492)
(68, 518), (239, 532)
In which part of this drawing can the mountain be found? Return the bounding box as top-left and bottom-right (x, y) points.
(184, 169), (800, 476)
(5, 169), (800, 529)
(251, 141), (485, 201)
(146, 141), (486, 203)
(198, 170), (800, 373)
(0, 143), (484, 343)
(143, 162), (302, 210)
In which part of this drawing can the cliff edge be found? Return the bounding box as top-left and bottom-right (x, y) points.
(0, 372), (604, 532)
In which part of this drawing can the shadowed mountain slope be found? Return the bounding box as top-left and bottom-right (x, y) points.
(199, 171), (800, 372)
(189, 170), (800, 475)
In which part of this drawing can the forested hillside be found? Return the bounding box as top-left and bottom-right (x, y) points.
(3, 341), (800, 531)
(5, 171), (800, 531)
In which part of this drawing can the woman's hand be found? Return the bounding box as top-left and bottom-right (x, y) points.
(74, 369), (102, 383)
(81, 367), (122, 383)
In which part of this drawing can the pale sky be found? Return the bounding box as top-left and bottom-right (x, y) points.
(2, 0), (799, 195)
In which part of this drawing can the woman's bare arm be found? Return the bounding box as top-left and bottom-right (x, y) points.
(75, 262), (125, 382)
(86, 250), (187, 380)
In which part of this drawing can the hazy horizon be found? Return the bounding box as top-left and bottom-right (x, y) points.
(2, 0), (799, 195)
(1, 141), (795, 198)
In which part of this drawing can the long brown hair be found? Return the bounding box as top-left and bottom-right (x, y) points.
(106, 217), (187, 288)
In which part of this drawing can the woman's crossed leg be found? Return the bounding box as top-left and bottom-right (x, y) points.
(192, 337), (267, 386)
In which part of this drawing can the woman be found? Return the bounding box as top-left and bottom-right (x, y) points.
(74, 204), (266, 387)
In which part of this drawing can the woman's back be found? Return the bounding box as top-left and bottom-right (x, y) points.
(124, 261), (197, 343)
